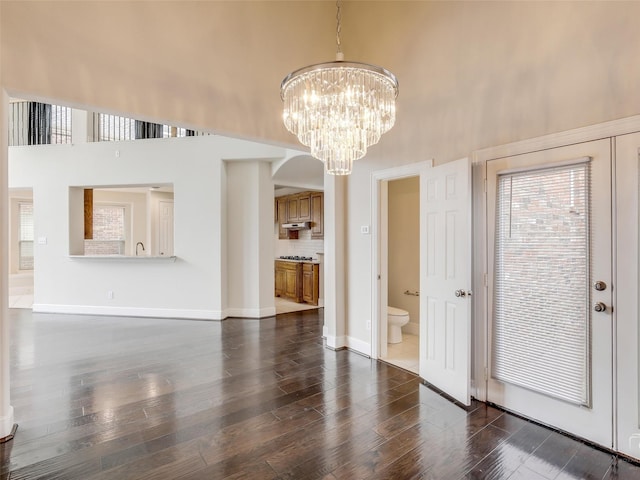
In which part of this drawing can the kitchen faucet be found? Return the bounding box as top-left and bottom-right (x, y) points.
(136, 242), (145, 256)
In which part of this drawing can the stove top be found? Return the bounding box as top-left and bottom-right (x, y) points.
(279, 256), (313, 261)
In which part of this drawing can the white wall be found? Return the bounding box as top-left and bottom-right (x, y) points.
(226, 160), (275, 318)
(388, 176), (419, 334)
(9, 135), (292, 320)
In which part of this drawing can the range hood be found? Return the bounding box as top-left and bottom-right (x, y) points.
(282, 222), (310, 230)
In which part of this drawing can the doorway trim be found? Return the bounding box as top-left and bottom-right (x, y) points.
(370, 160), (432, 361)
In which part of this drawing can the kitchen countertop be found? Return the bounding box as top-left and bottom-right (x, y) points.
(275, 258), (321, 264)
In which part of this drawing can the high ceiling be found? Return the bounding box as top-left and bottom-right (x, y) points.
(3, 1), (640, 174)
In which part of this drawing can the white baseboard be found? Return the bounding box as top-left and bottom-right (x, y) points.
(32, 304), (226, 320)
(225, 306), (277, 318)
(325, 334), (346, 350)
(0, 406), (14, 439)
(323, 334), (371, 357)
(346, 336), (371, 357)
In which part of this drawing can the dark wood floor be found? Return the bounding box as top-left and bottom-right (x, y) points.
(1, 309), (639, 479)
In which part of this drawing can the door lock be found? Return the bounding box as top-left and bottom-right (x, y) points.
(594, 281), (607, 291)
(594, 302), (607, 313)
(455, 290), (472, 298)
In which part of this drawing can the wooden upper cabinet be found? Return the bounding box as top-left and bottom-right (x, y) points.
(287, 196), (300, 222)
(276, 197), (289, 239)
(276, 191), (322, 239)
(297, 193), (311, 222)
(310, 192), (324, 239)
(286, 192), (311, 223)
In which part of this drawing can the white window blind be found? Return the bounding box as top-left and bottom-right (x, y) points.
(18, 202), (34, 270)
(493, 161), (590, 405)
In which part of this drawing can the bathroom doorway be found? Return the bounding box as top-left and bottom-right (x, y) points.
(380, 176), (420, 373)
(371, 162), (431, 375)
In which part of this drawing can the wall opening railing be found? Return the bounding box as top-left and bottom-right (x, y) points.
(8, 99), (209, 145)
(9, 101), (72, 146)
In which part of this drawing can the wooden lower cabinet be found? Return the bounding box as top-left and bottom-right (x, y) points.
(275, 261), (319, 305)
(275, 261), (302, 302)
(302, 263), (319, 305)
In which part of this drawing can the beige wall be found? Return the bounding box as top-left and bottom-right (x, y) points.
(3, 1), (640, 165)
(3, 0), (640, 343)
(388, 176), (420, 333)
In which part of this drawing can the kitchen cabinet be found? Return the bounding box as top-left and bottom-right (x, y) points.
(310, 192), (323, 239)
(286, 192), (311, 223)
(276, 197), (289, 240)
(302, 263), (319, 305)
(275, 260), (303, 302)
(275, 191), (322, 239)
(297, 193), (311, 222)
(275, 260), (318, 304)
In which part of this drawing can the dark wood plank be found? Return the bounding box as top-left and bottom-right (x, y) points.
(1, 308), (638, 479)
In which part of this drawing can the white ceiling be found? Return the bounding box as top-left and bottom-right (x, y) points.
(273, 154), (324, 191)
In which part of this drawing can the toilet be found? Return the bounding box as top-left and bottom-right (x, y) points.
(387, 306), (410, 344)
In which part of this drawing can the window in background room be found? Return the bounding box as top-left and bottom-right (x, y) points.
(94, 113), (136, 142)
(18, 202), (34, 270)
(84, 205), (126, 255)
(9, 101), (71, 146)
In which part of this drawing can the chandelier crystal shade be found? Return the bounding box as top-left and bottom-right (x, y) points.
(280, 2), (398, 175)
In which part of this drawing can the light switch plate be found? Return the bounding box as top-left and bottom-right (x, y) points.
(361, 225), (370, 234)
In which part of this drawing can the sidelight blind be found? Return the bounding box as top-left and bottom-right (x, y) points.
(492, 161), (590, 405)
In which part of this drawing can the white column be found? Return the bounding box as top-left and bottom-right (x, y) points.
(0, 90), (16, 439)
(323, 173), (347, 348)
(225, 161), (275, 318)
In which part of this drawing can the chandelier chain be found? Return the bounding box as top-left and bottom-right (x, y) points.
(335, 0), (342, 54)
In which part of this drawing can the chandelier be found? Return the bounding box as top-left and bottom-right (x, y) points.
(280, 1), (399, 175)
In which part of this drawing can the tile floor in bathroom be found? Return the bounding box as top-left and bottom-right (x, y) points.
(382, 332), (419, 374)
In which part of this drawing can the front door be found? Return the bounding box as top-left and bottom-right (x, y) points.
(486, 139), (613, 448)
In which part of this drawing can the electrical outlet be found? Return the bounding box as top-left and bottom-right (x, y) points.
(366, 320), (371, 330)
(107, 291), (114, 300)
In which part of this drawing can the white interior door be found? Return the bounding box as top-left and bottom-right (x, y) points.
(158, 200), (174, 256)
(420, 157), (471, 406)
(486, 139), (613, 448)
